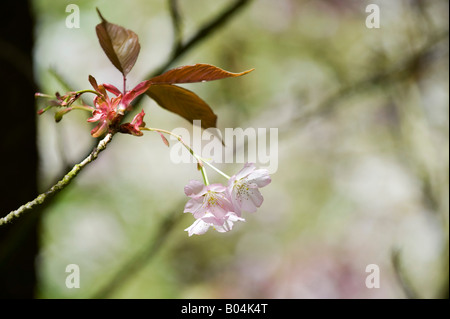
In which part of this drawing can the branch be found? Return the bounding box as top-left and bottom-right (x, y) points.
(152, 0), (252, 78)
(0, 133), (114, 226)
(168, 0), (183, 52)
(283, 30), (449, 129)
(124, 0), (252, 122)
(1, 1), (253, 226)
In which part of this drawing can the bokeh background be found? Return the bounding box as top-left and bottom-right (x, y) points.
(2, 0), (448, 298)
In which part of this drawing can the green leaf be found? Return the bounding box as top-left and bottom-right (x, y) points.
(149, 64), (254, 84)
(95, 8), (140, 77)
(146, 84), (217, 129)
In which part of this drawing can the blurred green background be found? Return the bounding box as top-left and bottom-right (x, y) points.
(13, 0), (450, 298)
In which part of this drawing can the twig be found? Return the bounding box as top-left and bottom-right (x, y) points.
(0, 133), (114, 226)
(151, 0), (252, 78)
(125, 0), (252, 123)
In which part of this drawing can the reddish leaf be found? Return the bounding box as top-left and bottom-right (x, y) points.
(146, 84), (217, 129)
(95, 8), (140, 77)
(148, 64), (254, 84)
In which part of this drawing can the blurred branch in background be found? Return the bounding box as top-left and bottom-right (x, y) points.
(131, 0), (252, 106)
(392, 248), (418, 299)
(155, 0), (252, 76)
(274, 24), (448, 298)
(92, 202), (184, 299)
(288, 30), (448, 128)
(168, 0), (183, 53)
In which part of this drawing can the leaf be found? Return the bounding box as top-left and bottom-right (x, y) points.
(95, 8), (140, 77)
(146, 84), (217, 129)
(148, 64), (254, 84)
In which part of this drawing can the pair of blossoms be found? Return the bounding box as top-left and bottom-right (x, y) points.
(43, 76), (271, 236)
(184, 162), (271, 236)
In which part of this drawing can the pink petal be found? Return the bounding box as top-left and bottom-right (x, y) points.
(246, 169), (271, 188)
(184, 180), (206, 197)
(192, 200), (210, 220)
(185, 219), (211, 236)
(214, 213), (245, 233)
(206, 192), (235, 219)
(183, 197), (203, 215)
(231, 186), (263, 213)
(206, 183), (227, 193)
(235, 162), (256, 180)
(242, 188), (264, 212)
(201, 213), (224, 225)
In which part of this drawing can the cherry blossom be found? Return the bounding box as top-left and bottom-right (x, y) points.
(227, 162), (271, 214)
(184, 180), (235, 220)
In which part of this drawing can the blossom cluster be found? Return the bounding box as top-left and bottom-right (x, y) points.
(184, 163), (271, 236)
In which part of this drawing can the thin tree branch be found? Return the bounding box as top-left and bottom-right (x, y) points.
(152, 0), (252, 78)
(0, 133), (114, 226)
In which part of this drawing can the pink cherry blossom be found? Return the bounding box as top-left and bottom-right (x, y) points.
(183, 180), (245, 236)
(227, 162), (271, 214)
(184, 180), (235, 220)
